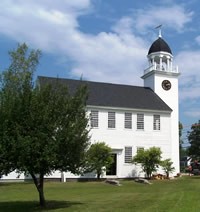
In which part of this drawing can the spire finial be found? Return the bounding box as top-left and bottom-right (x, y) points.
(155, 24), (162, 38)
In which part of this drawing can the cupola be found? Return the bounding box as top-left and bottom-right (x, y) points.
(143, 27), (178, 75)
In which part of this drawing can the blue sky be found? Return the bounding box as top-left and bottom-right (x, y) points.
(0, 0), (199, 144)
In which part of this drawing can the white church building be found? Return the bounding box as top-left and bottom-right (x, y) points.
(1, 33), (180, 181)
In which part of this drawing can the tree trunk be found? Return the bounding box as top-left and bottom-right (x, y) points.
(146, 170), (151, 179)
(38, 174), (45, 207)
(97, 172), (101, 180)
(30, 172), (46, 207)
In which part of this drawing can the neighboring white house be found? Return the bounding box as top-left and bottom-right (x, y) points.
(1, 33), (180, 181)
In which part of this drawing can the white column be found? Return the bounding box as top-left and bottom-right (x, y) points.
(61, 172), (66, 182)
(148, 58), (151, 66)
(167, 57), (170, 71)
(159, 56), (163, 71)
(170, 59), (173, 72)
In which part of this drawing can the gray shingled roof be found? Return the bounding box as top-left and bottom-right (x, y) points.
(38, 76), (172, 112)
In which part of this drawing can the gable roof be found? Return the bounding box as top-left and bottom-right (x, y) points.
(38, 76), (172, 112)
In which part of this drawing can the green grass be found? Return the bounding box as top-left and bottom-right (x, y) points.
(0, 176), (200, 211)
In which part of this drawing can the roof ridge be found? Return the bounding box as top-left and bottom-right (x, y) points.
(38, 75), (145, 89)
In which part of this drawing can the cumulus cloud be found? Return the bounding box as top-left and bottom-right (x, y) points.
(184, 110), (200, 118)
(131, 5), (193, 33)
(0, 0), (151, 85)
(0, 0), (195, 88)
(0, 0), (91, 51)
(71, 31), (147, 85)
(195, 36), (200, 45)
(175, 50), (200, 101)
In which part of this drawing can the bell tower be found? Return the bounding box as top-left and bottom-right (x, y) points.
(141, 29), (180, 174)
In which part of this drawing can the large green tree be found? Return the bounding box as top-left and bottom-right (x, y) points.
(0, 43), (40, 177)
(85, 142), (113, 180)
(179, 122), (188, 159)
(188, 120), (200, 160)
(132, 147), (162, 179)
(0, 43), (90, 207)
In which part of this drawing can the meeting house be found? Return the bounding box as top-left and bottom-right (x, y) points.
(1, 31), (180, 181)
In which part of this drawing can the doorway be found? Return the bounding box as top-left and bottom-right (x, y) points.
(106, 153), (117, 175)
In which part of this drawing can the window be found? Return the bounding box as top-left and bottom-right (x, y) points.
(124, 112), (132, 129)
(108, 112), (115, 128)
(153, 115), (160, 130)
(90, 110), (98, 128)
(137, 114), (144, 130)
(124, 147), (132, 163)
(137, 147), (144, 154)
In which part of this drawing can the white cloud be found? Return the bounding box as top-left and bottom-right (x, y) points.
(195, 36), (200, 45)
(0, 0), (195, 88)
(184, 110), (200, 118)
(112, 17), (134, 35)
(131, 5), (193, 33)
(71, 32), (147, 85)
(0, 0), (150, 85)
(175, 50), (200, 101)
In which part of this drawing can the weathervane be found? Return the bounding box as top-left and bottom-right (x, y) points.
(155, 24), (162, 38)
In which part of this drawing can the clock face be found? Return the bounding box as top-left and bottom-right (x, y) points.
(162, 80), (171, 91)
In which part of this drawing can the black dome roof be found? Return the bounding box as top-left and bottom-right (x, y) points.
(148, 37), (172, 55)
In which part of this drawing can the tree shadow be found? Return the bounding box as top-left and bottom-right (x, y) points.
(189, 176), (200, 180)
(0, 200), (83, 211)
(0, 183), (14, 187)
(0, 181), (33, 187)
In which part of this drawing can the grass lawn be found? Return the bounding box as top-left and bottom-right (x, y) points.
(0, 176), (200, 211)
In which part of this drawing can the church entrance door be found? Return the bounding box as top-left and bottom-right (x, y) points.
(106, 153), (117, 175)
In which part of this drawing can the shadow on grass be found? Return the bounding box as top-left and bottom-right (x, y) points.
(0, 200), (83, 211)
(0, 182), (34, 187)
(189, 176), (200, 180)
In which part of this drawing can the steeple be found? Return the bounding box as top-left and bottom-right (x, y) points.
(141, 31), (180, 175)
(142, 31), (178, 76)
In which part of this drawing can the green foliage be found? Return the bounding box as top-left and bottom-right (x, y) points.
(0, 43), (41, 177)
(132, 147), (162, 178)
(0, 43), (90, 206)
(180, 147), (189, 159)
(179, 122), (183, 138)
(188, 120), (200, 160)
(160, 159), (175, 178)
(179, 122), (183, 155)
(85, 142), (113, 179)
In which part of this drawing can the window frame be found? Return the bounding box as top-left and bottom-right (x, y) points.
(153, 115), (160, 130)
(90, 110), (99, 128)
(108, 111), (116, 129)
(124, 112), (132, 129)
(137, 113), (144, 130)
(124, 146), (132, 163)
(137, 147), (144, 154)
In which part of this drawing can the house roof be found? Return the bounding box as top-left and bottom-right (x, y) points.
(38, 76), (172, 112)
(148, 37), (172, 55)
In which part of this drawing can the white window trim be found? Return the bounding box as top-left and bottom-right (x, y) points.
(153, 114), (160, 131)
(124, 146), (132, 164)
(108, 111), (116, 129)
(137, 113), (144, 130)
(90, 110), (99, 128)
(124, 112), (132, 129)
